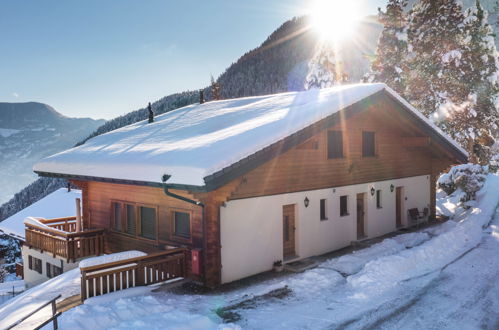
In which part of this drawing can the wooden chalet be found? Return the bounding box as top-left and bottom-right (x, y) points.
(29, 83), (466, 288)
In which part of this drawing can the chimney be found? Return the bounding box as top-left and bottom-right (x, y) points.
(199, 90), (205, 104)
(148, 102), (154, 123)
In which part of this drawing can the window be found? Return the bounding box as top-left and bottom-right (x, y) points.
(320, 199), (328, 220)
(28, 255), (33, 270)
(126, 204), (136, 235)
(46, 262), (63, 278)
(53, 265), (63, 277)
(33, 257), (42, 274)
(140, 206), (156, 240)
(112, 202), (122, 231)
(174, 211), (191, 239)
(376, 190), (382, 209)
(327, 131), (343, 159)
(340, 196), (349, 216)
(362, 131), (376, 157)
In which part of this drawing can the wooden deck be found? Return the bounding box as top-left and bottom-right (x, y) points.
(25, 217), (105, 262)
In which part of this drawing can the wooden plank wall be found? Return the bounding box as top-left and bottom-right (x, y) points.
(77, 181), (203, 282)
(228, 100), (454, 200)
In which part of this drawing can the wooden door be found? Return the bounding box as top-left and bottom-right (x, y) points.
(396, 187), (403, 227)
(282, 204), (296, 258)
(356, 193), (365, 239)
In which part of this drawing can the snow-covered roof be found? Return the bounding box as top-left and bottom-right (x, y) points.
(0, 188), (81, 240)
(33, 84), (467, 188)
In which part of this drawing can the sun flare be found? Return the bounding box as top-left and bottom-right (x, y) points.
(309, 0), (362, 43)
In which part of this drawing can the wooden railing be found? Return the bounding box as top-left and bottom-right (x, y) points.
(39, 216), (78, 232)
(80, 249), (186, 302)
(25, 222), (105, 263)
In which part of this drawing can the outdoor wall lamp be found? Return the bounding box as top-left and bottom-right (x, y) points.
(390, 184), (395, 192)
(304, 197), (310, 208)
(370, 187), (375, 196)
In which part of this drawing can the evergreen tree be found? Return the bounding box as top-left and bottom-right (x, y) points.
(304, 43), (340, 90)
(452, 0), (499, 163)
(365, 0), (409, 95)
(406, 0), (468, 117)
(210, 75), (221, 101)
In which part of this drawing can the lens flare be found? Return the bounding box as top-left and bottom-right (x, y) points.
(309, 0), (362, 43)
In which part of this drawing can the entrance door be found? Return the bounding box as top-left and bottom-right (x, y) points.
(282, 204), (296, 258)
(396, 187), (403, 227)
(356, 193), (366, 239)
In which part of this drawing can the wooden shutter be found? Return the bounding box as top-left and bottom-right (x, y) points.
(112, 202), (122, 232)
(46, 262), (52, 278)
(140, 206), (156, 240)
(126, 204), (136, 235)
(327, 131), (343, 159)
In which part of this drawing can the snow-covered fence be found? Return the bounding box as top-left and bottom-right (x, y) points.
(80, 249), (187, 302)
(5, 294), (61, 330)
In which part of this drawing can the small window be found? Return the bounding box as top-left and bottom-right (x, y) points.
(34, 258), (42, 274)
(376, 190), (382, 209)
(174, 211), (191, 239)
(140, 206), (156, 240)
(126, 204), (136, 235)
(53, 265), (63, 277)
(362, 131), (376, 157)
(340, 196), (348, 216)
(112, 202), (122, 232)
(327, 131), (343, 159)
(46, 262), (52, 278)
(28, 255), (33, 270)
(320, 199), (328, 220)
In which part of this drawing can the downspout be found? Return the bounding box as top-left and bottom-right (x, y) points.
(161, 175), (206, 284)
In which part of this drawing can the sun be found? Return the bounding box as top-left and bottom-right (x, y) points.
(309, 0), (362, 43)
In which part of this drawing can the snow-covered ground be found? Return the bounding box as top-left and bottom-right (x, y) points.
(1, 173), (497, 329)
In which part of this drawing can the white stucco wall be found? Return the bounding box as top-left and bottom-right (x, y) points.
(220, 174), (430, 283)
(22, 247), (79, 288)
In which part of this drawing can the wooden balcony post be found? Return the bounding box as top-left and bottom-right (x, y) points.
(81, 270), (87, 302)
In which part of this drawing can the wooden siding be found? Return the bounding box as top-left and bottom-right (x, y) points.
(75, 181), (203, 282)
(227, 99), (455, 200)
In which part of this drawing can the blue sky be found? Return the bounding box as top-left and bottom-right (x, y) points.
(0, 0), (386, 119)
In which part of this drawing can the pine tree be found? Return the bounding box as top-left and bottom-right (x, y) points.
(406, 0), (468, 117)
(365, 0), (409, 95)
(210, 75), (221, 101)
(453, 0), (499, 163)
(304, 43), (340, 90)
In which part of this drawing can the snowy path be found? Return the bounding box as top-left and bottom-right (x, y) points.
(364, 207), (499, 330)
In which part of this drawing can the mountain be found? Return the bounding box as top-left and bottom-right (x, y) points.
(215, 16), (382, 99)
(0, 102), (105, 204)
(0, 16), (383, 222)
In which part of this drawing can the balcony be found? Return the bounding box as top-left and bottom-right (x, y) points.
(24, 216), (105, 263)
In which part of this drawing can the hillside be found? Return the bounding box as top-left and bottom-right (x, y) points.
(0, 102), (104, 204)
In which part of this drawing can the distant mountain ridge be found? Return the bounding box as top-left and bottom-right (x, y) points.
(0, 102), (105, 204)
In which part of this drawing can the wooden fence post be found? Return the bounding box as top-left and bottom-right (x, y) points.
(81, 270), (87, 303)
